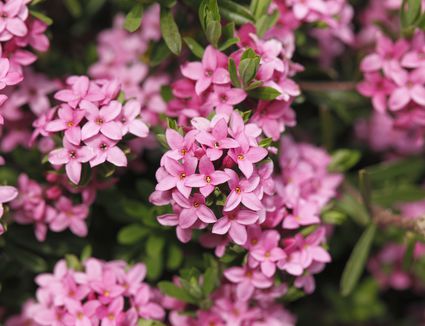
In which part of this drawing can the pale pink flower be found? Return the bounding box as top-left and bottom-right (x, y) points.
(54, 76), (104, 108)
(50, 197), (89, 237)
(172, 191), (216, 228)
(46, 105), (85, 145)
(212, 209), (258, 245)
(117, 99), (148, 137)
(0, 185), (18, 218)
(85, 134), (127, 167)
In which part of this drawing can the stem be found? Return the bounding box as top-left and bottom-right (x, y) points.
(299, 81), (357, 92)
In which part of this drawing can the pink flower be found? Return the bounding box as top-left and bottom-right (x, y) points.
(224, 169), (263, 212)
(91, 271), (124, 304)
(48, 139), (94, 184)
(0, 0), (28, 40)
(228, 144), (268, 179)
(155, 156), (197, 198)
(291, 0), (326, 20)
(132, 285), (165, 320)
(282, 200), (320, 229)
(85, 135), (127, 167)
(185, 155), (230, 197)
(388, 68), (425, 111)
(50, 197), (89, 237)
(207, 85), (247, 115)
(172, 191), (216, 228)
(118, 99), (149, 137)
(46, 105), (86, 145)
(0, 58), (22, 89)
(0, 185), (18, 218)
(54, 76), (104, 108)
(212, 209), (258, 245)
(195, 118), (239, 161)
(360, 35), (409, 79)
(63, 299), (100, 326)
(81, 100), (122, 141)
(357, 72), (395, 112)
(249, 230), (286, 277)
(181, 45), (230, 95)
(224, 266), (273, 301)
(97, 297), (124, 325)
(165, 128), (197, 160)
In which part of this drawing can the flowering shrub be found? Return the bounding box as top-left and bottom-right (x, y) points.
(1, 0), (425, 325)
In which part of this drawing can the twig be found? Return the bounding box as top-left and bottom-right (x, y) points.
(299, 81), (357, 92)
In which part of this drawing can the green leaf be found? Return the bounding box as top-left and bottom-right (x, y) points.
(219, 37), (239, 51)
(183, 37), (205, 58)
(244, 80), (262, 91)
(150, 41), (171, 66)
(259, 137), (272, 148)
(158, 281), (197, 304)
(328, 149), (361, 173)
(256, 9), (279, 37)
(222, 21), (235, 39)
(202, 266), (218, 295)
(238, 57), (260, 85)
(205, 20), (222, 48)
(167, 244), (184, 270)
(80, 245), (92, 262)
(160, 7), (182, 55)
(158, 0), (177, 8)
(218, 0), (255, 25)
(241, 48), (257, 60)
(64, 0), (82, 17)
(30, 10), (53, 25)
(118, 224), (149, 244)
(147, 235), (166, 257)
(367, 157), (425, 184)
(66, 254), (81, 270)
(340, 223), (377, 296)
(322, 210), (347, 225)
(250, 0), (272, 20)
(247, 86), (280, 100)
(160, 85), (173, 102)
(124, 3), (144, 32)
(145, 254), (163, 280)
(228, 58), (241, 87)
(372, 185), (425, 206)
(337, 193), (370, 225)
(138, 319), (166, 326)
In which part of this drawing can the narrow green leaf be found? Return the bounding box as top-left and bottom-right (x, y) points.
(206, 20), (222, 47)
(118, 224), (149, 244)
(251, 0), (271, 20)
(228, 58), (241, 87)
(407, 0), (422, 25)
(219, 37), (239, 51)
(247, 86), (280, 100)
(64, 0), (82, 17)
(145, 254), (163, 280)
(238, 57), (260, 85)
(158, 281), (197, 304)
(340, 223), (377, 296)
(372, 185), (425, 206)
(367, 157), (425, 183)
(183, 37), (205, 58)
(80, 245), (92, 262)
(328, 149), (361, 173)
(202, 267), (218, 295)
(30, 10), (53, 25)
(222, 21), (235, 39)
(256, 9), (279, 37)
(259, 137), (272, 148)
(124, 3), (144, 32)
(160, 7), (182, 55)
(167, 244), (183, 270)
(218, 0), (255, 24)
(150, 41), (171, 66)
(147, 235), (166, 257)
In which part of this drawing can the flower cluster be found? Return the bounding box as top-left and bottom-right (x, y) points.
(270, 0), (354, 66)
(0, 184), (17, 232)
(5, 258), (165, 326)
(168, 30), (300, 140)
(166, 282), (295, 326)
(30, 75), (149, 185)
(151, 110), (270, 245)
(358, 31), (425, 118)
(89, 5), (168, 127)
(0, 0), (50, 107)
(10, 172), (110, 241)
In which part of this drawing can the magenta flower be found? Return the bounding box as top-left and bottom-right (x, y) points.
(54, 76), (104, 108)
(0, 0), (28, 40)
(165, 128), (197, 161)
(291, 0), (326, 20)
(388, 68), (425, 111)
(85, 135), (127, 167)
(118, 99), (149, 137)
(50, 197), (89, 237)
(97, 297), (124, 325)
(212, 209), (258, 245)
(228, 144), (268, 179)
(195, 118), (239, 161)
(185, 155), (230, 197)
(63, 299), (100, 326)
(224, 266), (273, 301)
(155, 156), (197, 198)
(250, 230), (286, 277)
(360, 35), (409, 79)
(282, 200), (320, 229)
(402, 46), (425, 69)
(172, 191), (216, 228)
(0, 185), (18, 218)
(181, 45), (230, 95)
(91, 271), (124, 304)
(80, 100), (122, 141)
(207, 85), (247, 114)
(132, 285), (165, 320)
(357, 72), (395, 112)
(0, 58), (22, 89)
(224, 169), (263, 212)
(48, 139), (94, 184)
(46, 104), (86, 145)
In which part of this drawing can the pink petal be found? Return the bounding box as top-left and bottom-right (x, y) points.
(179, 208), (198, 229)
(224, 191), (241, 212)
(229, 223), (247, 245)
(241, 192), (263, 211)
(0, 185), (18, 203)
(196, 205), (217, 223)
(107, 146), (127, 167)
(212, 217), (231, 234)
(181, 62), (204, 80)
(81, 121), (100, 140)
(389, 88), (410, 111)
(101, 121), (122, 140)
(49, 148), (69, 165)
(360, 54), (382, 72)
(411, 85), (425, 106)
(66, 160), (82, 184)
